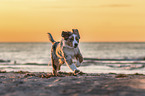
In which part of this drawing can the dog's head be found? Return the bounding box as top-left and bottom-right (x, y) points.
(62, 29), (80, 48)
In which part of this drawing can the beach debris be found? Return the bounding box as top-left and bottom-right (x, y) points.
(109, 73), (117, 75)
(24, 73), (36, 78)
(14, 71), (29, 74)
(115, 74), (128, 78)
(0, 59), (11, 63)
(0, 70), (6, 73)
(133, 73), (144, 76)
(37, 73), (53, 78)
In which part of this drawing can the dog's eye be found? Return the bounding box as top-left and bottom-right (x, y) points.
(70, 37), (74, 41)
(76, 37), (79, 41)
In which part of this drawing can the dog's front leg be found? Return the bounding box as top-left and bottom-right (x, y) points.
(64, 55), (79, 72)
(76, 53), (83, 67)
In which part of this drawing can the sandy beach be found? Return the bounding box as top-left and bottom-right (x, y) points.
(0, 71), (145, 96)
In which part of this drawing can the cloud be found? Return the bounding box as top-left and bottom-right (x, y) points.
(100, 4), (131, 8)
(30, 2), (131, 10)
(34, 4), (131, 10)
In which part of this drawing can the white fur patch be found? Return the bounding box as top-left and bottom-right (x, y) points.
(72, 34), (78, 47)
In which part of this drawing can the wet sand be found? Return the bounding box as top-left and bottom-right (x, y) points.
(0, 71), (145, 96)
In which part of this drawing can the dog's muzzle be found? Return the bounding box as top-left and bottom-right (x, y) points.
(74, 43), (78, 48)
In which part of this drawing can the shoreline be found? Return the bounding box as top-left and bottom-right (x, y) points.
(0, 71), (145, 96)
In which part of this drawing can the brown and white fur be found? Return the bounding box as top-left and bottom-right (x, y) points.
(48, 29), (83, 76)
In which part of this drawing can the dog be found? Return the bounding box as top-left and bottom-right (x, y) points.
(48, 29), (83, 76)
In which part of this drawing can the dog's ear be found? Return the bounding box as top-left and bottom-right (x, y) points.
(72, 29), (80, 39)
(61, 31), (72, 40)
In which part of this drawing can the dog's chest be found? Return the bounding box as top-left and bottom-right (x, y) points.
(63, 47), (78, 57)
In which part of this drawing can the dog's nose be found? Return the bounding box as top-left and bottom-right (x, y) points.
(74, 43), (78, 48)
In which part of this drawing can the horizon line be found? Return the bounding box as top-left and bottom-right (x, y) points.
(1, 41), (145, 43)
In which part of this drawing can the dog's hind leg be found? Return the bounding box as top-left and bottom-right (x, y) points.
(51, 54), (59, 76)
(58, 58), (64, 71)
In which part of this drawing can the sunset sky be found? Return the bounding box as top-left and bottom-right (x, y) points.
(0, 0), (145, 42)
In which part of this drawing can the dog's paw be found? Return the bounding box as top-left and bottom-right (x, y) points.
(73, 70), (81, 75)
(74, 70), (85, 76)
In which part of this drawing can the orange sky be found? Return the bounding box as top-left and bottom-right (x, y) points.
(0, 0), (145, 42)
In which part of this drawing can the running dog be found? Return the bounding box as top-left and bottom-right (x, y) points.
(48, 29), (83, 76)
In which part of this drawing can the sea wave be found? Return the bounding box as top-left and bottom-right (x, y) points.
(1, 57), (145, 66)
(1, 57), (145, 73)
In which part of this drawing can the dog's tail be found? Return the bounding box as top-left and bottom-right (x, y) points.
(47, 33), (56, 44)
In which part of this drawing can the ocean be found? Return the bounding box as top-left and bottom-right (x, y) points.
(0, 42), (145, 74)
